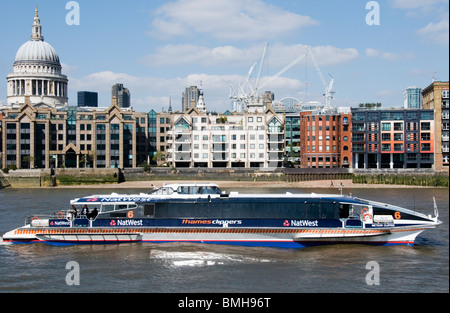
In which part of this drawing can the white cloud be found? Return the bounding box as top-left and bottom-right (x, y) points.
(416, 13), (449, 45)
(391, 0), (448, 10)
(140, 44), (257, 68)
(391, 0), (449, 45)
(68, 70), (309, 113)
(365, 48), (414, 61)
(148, 0), (319, 41)
(141, 43), (359, 70)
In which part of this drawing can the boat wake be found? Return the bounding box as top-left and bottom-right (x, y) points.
(150, 249), (273, 267)
(0, 237), (13, 246)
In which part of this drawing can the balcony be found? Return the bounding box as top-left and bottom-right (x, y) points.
(267, 134), (284, 143)
(212, 153), (228, 161)
(173, 153), (191, 162)
(174, 135), (191, 143)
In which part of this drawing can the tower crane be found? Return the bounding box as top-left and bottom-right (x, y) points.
(306, 46), (335, 108)
(230, 42), (306, 112)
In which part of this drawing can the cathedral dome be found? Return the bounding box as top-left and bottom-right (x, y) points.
(7, 7), (68, 108)
(14, 6), (60, 66)
(15, 40), (60, 65)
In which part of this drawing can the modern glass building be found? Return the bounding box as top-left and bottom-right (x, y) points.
(403, 87), (423, 109)
(77, 91), (98, 107)
(351, 108), (435, 169)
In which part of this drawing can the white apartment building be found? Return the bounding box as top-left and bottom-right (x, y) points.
(167, 108), (285, 168)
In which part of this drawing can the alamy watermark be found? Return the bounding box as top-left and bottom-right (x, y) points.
(366, 1), (380, 26)
(365, 261), (380, 285)
(66, 261), (80, 286)
(66, 1), (80, 26)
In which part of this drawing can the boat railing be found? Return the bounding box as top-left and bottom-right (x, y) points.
(25, 211), (68, 225)
(26, 210), (98, 226)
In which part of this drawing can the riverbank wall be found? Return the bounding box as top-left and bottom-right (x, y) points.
(1, 168), (122, 188)
(0, 168), (448, 188)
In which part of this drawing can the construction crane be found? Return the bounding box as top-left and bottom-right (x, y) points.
(306, 46), (335, 108)
(230, 42), (306, 112)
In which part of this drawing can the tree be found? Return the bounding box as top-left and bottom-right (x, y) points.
(359, 103), (382, 108)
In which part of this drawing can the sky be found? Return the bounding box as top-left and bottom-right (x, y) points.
(0, 0), (448, 113)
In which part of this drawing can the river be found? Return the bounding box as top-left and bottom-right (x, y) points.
(0, 186), (448, 293)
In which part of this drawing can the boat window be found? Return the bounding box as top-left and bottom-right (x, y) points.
(307, 202), (321, 219)
(151, 187), (174, 195)
(204, 186), (222, 194)
(117, 204), (128, 210)
(321, 202), (336, 219)
(339, 203), (350, 218)
(102, 204), (115, 213)
(177, 186), (222, 195)
(177, 186), (197, 194)
(144, 204), (155, 217)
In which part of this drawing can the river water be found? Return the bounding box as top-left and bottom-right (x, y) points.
(0, 186), (448, 294)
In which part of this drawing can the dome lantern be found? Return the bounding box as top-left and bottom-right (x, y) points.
(31, 6), (44, 41)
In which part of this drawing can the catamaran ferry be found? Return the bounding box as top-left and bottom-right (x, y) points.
(1, 183), (442, 248)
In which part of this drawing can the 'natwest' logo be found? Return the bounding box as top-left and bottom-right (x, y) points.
(110, 220), (116, 226)
(87, 198), (98, 202)
(283, 220), (290, 227)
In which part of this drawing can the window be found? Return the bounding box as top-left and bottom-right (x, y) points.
(382, 144), (391, 151)
(420, 111), (434, 120)
(393, 123), (403, 131)
(421, 143), (431, 151)
(382, 123), (391, 131)
(421, 122), (431, 131)
(394, 144), (403, 151)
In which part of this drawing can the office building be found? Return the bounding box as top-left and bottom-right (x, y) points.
(351, 108), (435, 169)
(403, 87), (423, 109)
(1, 97), (149, 169)
(182, 86), (201, 113)
(112, 84), (131, 108)
(167, 107), (285, 168)
(299, 108), (352, 168)
(422, 81), (449, 171)
(77, 91), (98, 107)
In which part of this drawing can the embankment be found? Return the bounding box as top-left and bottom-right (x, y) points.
(0, 168), (448, 189)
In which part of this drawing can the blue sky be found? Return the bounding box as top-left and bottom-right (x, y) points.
(0, 0), (448, 113)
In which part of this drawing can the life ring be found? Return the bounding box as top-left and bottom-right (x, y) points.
(32, 216), (39, 221)
(361, 208), (369, 215)
(57, 212), (65, 219)
(127, 211), (134, 218)
(363, 213), (373, 222)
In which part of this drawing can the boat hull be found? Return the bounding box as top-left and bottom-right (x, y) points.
(1, 225), (429, 248)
